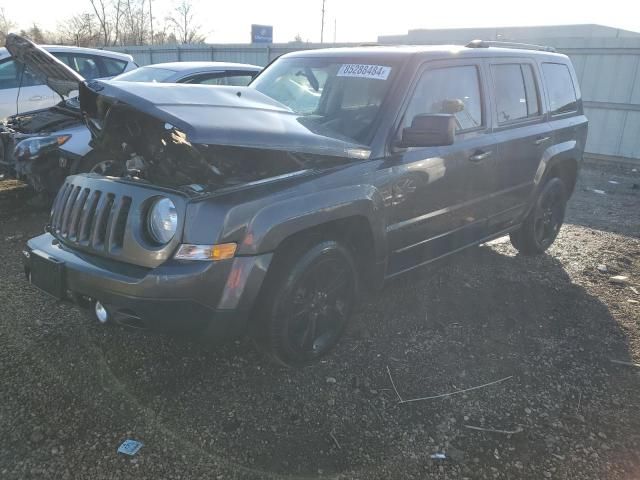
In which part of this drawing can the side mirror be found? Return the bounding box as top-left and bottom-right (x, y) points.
(400, 113), (456, 148)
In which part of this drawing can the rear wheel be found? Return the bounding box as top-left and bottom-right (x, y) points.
(253, 240), (359, 367)
(510, 177), (567, 255)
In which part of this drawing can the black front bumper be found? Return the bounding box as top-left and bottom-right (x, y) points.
(23, 233), (272, 342)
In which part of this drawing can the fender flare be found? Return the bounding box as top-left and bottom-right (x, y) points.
(236, 184), (388, 264)
(533, 140), (579, 189)
(527, 140), (581, 208)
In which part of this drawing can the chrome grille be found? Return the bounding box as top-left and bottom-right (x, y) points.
(50, 180), (132, 254)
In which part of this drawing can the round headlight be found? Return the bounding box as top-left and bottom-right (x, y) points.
(147, 197), (178, 244)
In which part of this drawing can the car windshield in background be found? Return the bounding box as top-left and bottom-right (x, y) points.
(113, 66), (176, 83)
(250, 57), (397, 144)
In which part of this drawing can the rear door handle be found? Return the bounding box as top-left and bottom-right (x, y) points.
(28, 95), (43, 101)
(534, 136), (551, 145)
(469, 150), (492, 163)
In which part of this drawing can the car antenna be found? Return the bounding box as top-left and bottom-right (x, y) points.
(16, 63), (25, 117)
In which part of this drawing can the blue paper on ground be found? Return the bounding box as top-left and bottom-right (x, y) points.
(118, 439), (143, 455)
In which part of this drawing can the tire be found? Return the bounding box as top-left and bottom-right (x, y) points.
(510, 177), (567, 255)
(252, 240), (359, 367)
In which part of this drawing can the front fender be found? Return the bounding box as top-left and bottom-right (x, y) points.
(237, 184), (387, 262)
(59, 123), (93, 158)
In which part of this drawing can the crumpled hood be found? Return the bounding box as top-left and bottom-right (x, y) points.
(79, 79), (371, 159)
(5, 34), (83, 98)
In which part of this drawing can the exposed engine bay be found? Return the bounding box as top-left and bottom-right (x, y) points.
(4, 101), (81, 134)
(87, 102), (348, 192)
(0, 102), (83, 194)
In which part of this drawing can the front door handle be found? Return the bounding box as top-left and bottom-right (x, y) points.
(28, 95), (43, 101)
(534, 136), (551, 145)
(469, 150), (492, 163)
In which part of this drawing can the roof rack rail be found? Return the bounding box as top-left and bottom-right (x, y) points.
(465, 39), (556, 53)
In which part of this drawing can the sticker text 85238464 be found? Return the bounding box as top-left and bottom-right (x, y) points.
(336, 64), (392, 80)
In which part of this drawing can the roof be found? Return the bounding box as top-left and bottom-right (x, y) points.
(0, 45), (134, 62)
(281, 44), (567, 61)
(378, 24), (640, 44)
(142, 61), (261, 72)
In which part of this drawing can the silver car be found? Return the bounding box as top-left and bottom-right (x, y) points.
(0, 34), (261, 199)
(0, 44), (136, 119)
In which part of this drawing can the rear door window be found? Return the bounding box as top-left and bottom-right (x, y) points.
(492, 63), (540, 124)
(404, 65), (483, 132)
(522, 64), (540, 117)
(542, 63), (577, 115)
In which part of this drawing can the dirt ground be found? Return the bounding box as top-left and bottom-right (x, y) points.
(0, 161), (639, 479)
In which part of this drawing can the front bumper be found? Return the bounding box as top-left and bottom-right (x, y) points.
(23, 233), (272, 341)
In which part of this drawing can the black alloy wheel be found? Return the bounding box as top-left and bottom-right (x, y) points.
(510, 177), (567, 255)
(255, 240), (359, 366)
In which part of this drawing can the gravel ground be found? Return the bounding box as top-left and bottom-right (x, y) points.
(0, 161), (639, 479)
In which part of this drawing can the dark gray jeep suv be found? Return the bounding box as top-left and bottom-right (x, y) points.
(24, 42), (588, 366)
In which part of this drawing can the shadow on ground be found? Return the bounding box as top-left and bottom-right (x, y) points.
(1, 163), (639, 479)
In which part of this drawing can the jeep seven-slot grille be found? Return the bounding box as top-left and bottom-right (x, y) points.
(50, 182), (132, 254)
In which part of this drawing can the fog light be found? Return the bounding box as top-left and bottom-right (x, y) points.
(95, 301), (109, 324)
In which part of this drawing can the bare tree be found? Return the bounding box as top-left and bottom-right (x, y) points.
(148, 0), (153, 45)
(53, 0), (196, 47)
(57, 13), (100, 47)
(120, 0), (149, 45)
(88, 0), (111, 46)
(0, 7), (16, 44)
(166, 0), (204, 44)
(112, 0), (124, 45)
(26, 23), (49, 44)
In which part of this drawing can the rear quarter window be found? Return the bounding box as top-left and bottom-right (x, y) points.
(542, 63), (578, 115)
(100, 58), (128, 76)
(187, 72), (256, 86)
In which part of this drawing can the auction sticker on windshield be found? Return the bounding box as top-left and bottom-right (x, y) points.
(337, 64), (391, 80)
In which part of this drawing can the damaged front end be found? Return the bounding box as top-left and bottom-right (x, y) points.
(78, 80), (371, 194)
(0, 104), (82, 193)
(1, 34), (86, 193)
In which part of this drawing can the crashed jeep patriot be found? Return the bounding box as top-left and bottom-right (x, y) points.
(24, 43), (588, 366)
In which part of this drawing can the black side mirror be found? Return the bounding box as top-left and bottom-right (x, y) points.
(400, 114), (456, 148)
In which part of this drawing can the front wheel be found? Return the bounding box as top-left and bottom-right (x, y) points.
(510, 177), (567, 255)
(253, 240), (359, 367)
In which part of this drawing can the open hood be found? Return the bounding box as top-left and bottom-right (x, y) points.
(79, 80), (371, 159)
(5, 34), (84, 98)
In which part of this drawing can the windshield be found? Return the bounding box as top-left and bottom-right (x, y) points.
(113, 66), (176, 83)
(250, 57), (397, 144)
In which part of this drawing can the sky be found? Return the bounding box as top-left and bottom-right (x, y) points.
(3, 0), (640, 44)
